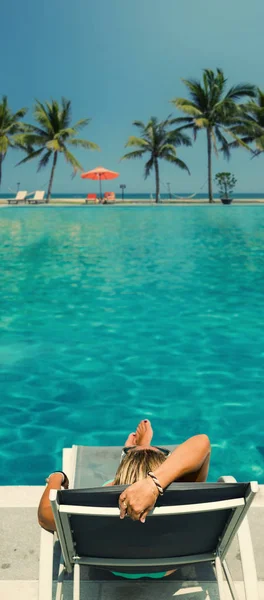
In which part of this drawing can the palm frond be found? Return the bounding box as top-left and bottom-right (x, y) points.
(69, 138), (100, 150)
(223, 127), (252, 153)
(121, 149), (146, 161)
(16, 147), (44, 166)
(34, 100), (54, 133)
(63, 148), (83, 173)
(255, 135), (264, 152)
(13, 107), (28, 120)
(20, 123), (47, 135)
(37, 150), (52, 171)
(225, 84), (256, 101)
(215, 127), (231, 160)
(169, 116), (194, 125)
(60, 98), (72, 129)
(181, 78), (207, 109)
(15, 133), (49, 147)
(171, 97), (202, 117)
(163, 153), (190, 174)
(132, 120), (146, 131)
(159, 144), (177, 156)
(72, 118), (91, 131)
(125, 136), (149, 149)
(159, 114), (173, 130)
(144, 157), (154, 178)
(167, 129), (192, 146)
(55, 128), (76, 139)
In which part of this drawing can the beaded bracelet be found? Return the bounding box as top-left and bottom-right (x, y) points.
(46, 471), (67, 485)
(147, 471), (164, 495)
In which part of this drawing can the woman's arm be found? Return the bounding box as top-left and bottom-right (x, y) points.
(119, 434), (211, 522)
(38, 472), (69, 532)
(154, 434), (211, 488)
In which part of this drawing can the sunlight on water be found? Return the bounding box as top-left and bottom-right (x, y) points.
(0, 206), (264, 483)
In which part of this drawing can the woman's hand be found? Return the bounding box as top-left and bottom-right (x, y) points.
(45, 472), (69, 489)
(119, 477), (159, 523)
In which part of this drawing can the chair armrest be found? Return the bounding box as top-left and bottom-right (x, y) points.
(218, 475), (259, 599)
(38, 528), (54, 600)
(217, 475), (237, 483)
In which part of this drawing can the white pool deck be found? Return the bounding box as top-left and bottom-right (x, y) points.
(1, 198), (264, 206)
(0, 447), (264, 600)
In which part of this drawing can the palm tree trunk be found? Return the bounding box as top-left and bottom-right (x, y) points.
(47, 152), (58, 202)
(207, 128), (213, 203)
(154, 158), (160, 203)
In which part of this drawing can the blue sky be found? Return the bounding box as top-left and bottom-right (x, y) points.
(1, 0), (264, 194)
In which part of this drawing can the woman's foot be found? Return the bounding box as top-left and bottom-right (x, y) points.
(124, 432), (136, 446)
(125, 419), (153, 447)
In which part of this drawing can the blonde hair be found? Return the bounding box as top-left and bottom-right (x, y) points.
(114, 448), (166, 485)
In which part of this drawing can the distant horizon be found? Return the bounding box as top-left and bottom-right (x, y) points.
(2, 0), (264, 195)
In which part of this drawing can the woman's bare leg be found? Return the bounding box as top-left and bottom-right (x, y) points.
(124, 419), (153, 447)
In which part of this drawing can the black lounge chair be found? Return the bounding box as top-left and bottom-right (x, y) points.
(40, 477), (259, 600)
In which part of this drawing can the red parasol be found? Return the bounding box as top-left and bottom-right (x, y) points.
(81, 166), (119, 200)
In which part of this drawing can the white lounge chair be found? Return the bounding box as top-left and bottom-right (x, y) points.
(7, 191), (28, 204)
(38, 446), (259, 600)
(28, 191), (46, 204)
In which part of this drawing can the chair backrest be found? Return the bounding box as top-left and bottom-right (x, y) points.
(104, 192), (115, 198)
(87, 194), (97, 199)
(52, 482), (256, 573)
(34, 190), (45, 200)
(16, 191), (27, 200)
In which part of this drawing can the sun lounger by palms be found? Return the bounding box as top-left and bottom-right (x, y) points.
(103, 191), (116, 203)
(38, 444), (259, 600)
(7, 190), (28, 204)
(28, 191), (46, 204)
(85, 193), (99, 204)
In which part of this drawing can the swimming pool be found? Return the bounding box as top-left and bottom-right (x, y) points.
(0, 206), (264, 484)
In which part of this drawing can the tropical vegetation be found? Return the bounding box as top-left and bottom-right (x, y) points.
(215, 172), (237, 199)
(17, 98), (99, 201)
(122, 116), (191, 202)
(171, 69), (256, 202)
(227, 89), (264, 159)
(2, 74), (264, 202)
(0, 95), (27, 187)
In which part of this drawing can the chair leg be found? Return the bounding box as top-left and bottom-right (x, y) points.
(73, 563), (80, 600)
(215, 556), (228, 600)
(55, 553), (65, 600)
(237, 515), (259, 600)
(222, 560), (240, 600)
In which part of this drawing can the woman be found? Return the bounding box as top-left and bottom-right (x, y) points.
(38, 419), (211, 531)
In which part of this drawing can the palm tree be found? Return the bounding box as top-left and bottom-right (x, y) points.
(17, 98), (99, 201)
(0, 95), (27, 187)
(122, 116), (191, 202)
(227, 89), (264, 158)
(171, 69), (256, 202)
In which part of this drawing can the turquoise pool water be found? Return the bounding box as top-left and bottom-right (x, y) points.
(0, 206), (264, 484)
